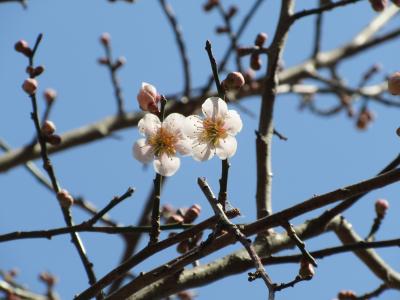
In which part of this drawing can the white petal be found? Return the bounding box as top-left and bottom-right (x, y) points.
(202, 97), (228, 120)
(216, 135), (237, 159)
(175, 138), (192, 156)
(183, 115), (204, 138)
(133, 139), (153, 163)
(138, 113), (161, 137)
(192, 143), (215, 161)
(163, 113), (185, 135)
(153, 154), (180, 176)
(142, 82), (157, 95)
(224, 110), (243, 135)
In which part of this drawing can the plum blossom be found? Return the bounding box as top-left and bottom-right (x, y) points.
(184, 97), (242, 161)
(133, 113), (191, 176)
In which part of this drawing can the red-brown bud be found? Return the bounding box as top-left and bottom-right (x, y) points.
(396, 127), (400, 137)
(183, 204), (201, 223)
(298, 258), (315, 279)
(14, 40), (32, 57)
(47, 134), (62, 146)
(44, 88), (57, 104)
(375, 198), (389, 217)
(337, 290), (357, 300)
(100, 32), (111, 46)
(255, 32), (268, 47)
(22, 78), (38, 95)
(203, 0), (219, 12)
(32, 65), (45, 77)
(216, 26), (229, 34)
(41, 120), (56, 136)
(177, 290), (194, 300)
(227, 6), (238, 18)
(250, 54), (262, 71)
(39, 272), (57, 287)
(177, 240), (189, 253)
(369, 0), (387, 11)
(113, 56), (126, 69)
(57, 189), (74, 208)
(98, 57), (109, 65)
(388, 72), (400, 95)
(222, 71), (245, 91)
(167, 214), (184, 224)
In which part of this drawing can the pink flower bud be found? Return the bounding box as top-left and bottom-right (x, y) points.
(177, 240), (189, 254)
(298, 258), (315, 279)
(369, 0), (387, 11)
(100, 32), (111, 46)
(22, 78), (38, 95)
(203, 0), (219, 12)
(222, 71), (245, 90)
(255, 32), (268, 47)
(375, 198), (389, 217)
(137, 82), (160, 113)
(183, 204), (201, 223)
(227, 6), (238, 18)
(33, 65), (45, 77)
(396, 127), (400, 137)
(39, 272), (57, 287)
(57, 189), (74, 208)
(98, 57), (109, 65)
(44, 88), (57, 104)
(388, 72), (400, 95)
(41, 120), (56, 136)
(177, 290), (194, 300)
(114, 56), (126, 69)
(14, 40), (32, 57)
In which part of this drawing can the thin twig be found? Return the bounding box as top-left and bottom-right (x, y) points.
(354, 283), (388, 300)
(311, 0), (324, 58)
(159, 0), (191, 99)
(292, 0), (363, 20)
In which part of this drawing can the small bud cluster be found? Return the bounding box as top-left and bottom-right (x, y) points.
(56, 189), (74, 208)
(203, 0), (219, 12)
(356, 108), (374, 130)
(388, 72), (400, 95)
(39, 271), (57, 287)
(98, 33), (126, 71)
(375, 198), (389, 218)
(251, 32), (268, 71)
(337, 290), (357, 300)
(41, 120), (62, 146)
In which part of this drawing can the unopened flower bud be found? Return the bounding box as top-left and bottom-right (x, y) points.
(337, 290), (357, 300)
(41, 120), (56, 136)
(14, 40), (32, 57)
(57, 189), (74, 208)
(388, 72), (400, 95)
(177, 240), (189, 254)
(44, 88), (57, 104)
(137, 82), (160, 113)
(396, 127), (400, 137)
(39, 272), (57, 287)
(216, 26), (229, 34)
(243, 69), (255, 83)
(203, 0), (218, 12)
(167, 214), (184, 224)
(177, 290), (194, 300)
(183, 204), (201, 223)
(255, 32), (268, 47)
(298, 258), (315, 279)
(375, 198), (389, 217)
(100, 32), (111, 46)
(356, 109), (374, 130)
(222, 71), (245, 90)
(227, 6), (238, 18)
(47, 134), (62, 146)
(22, 78), (38, 95)
(250, 54), (262, 70)
(32, 65), (45, 77)
(369, 0), (387, 11)
(113, 56), (126, 69)
(98, 57), (109, 65)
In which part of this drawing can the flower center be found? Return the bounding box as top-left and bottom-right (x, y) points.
(148, 127), (177, 157)
(201, 117), (227, 146)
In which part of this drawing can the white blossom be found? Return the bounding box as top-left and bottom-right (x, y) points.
(184, 97), (243, 161)
(133, 113), (191, 176)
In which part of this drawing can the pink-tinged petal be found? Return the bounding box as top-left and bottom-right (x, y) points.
(142, 82), (157, 96)
(183, 115), (204, 138)
(175, 138), (192, 156)
(216, 135), (237, 159)
(224, 110), (243, 135)
(133, 138), (153, 163)
(163, 113), (186, 135)
(138, 113), (161, 137)
(192, 143), (215, 161)
(153, 154), (180, 176)
(201, 97), (228, 120)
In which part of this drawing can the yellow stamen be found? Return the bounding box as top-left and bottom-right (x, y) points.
(201, 117), (227, 146)
(148, 127), (177, 156)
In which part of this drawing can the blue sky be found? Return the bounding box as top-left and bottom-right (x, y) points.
(1, 0), (400, 299)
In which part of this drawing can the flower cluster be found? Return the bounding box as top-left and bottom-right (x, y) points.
(133, 83), (243, 176)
